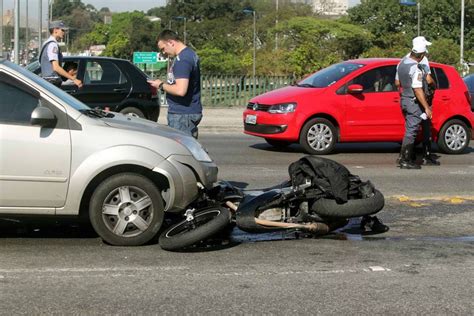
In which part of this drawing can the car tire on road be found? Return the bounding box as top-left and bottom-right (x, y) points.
(300, 118), (337, 155)
(159, 206), (232, 251)
(120, 106), (145, 119)
(265, 138), (292, 148)
(437, 119), (471, 154)
(89, 173), (164, 246)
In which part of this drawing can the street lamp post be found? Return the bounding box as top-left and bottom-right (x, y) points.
(460, 0), (466, 75)
(39, 0), (42, 53)
(417, 1), (420, 36)
(275, 0), (278, 50)
(49, 0), (54, 23)
(25, 0), (28, 64)
(1, 0), (3, 58)
(400, 0), (420, 36)
(243, 9), (256, 79)
(14, 0), (19, 64)
(173, 16), (187, 44)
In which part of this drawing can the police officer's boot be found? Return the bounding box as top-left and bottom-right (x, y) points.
(399, 144), (421, 169)
(422, 142), (440, 166)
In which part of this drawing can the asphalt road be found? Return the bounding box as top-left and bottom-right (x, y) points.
(0, 133), (473, 315)
(201, 133), (474, 198)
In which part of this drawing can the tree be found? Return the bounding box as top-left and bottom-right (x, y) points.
(348, 0), (473, 55)
(274, 17), (373, 76)
(76, 12), (160, 59)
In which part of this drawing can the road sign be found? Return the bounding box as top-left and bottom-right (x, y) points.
(399, 0), (417, 6)
(133, 52), (158, 64)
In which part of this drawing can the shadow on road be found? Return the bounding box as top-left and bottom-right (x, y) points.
(250, 141), (473, 155)
(0, 217), (98, 239)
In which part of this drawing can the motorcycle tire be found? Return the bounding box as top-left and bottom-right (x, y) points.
(159, 206), (232, 251)
(311, 189), (384, 218)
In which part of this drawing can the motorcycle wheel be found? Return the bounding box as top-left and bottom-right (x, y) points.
(159, 206), (232, 251)
(311, 189), (384, 218)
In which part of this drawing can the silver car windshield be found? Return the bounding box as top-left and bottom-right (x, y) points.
(2, 59), (90, 111)
(297, 62), (365, 88)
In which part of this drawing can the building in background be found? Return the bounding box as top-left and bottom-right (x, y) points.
(293, 0), (349, 16)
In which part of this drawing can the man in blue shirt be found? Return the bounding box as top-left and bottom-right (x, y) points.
(148, 30), (202, 138)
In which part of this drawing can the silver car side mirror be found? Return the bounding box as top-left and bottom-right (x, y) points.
(31, 106), (57, 127)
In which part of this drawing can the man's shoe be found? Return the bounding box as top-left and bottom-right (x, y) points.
(399, 144), (421, 169)
(422, 156), (440, 166)
(360, 216), (389, 233)
(399, 160), (421, 169)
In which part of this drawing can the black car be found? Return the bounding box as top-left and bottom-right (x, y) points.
(26, 56), (160, 121)
(463, 73), (474, 111)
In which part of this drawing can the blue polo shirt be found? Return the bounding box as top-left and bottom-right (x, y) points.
(166, 47), (202, 114)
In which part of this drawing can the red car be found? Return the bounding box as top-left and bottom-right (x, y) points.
(244, 58), (473, 155)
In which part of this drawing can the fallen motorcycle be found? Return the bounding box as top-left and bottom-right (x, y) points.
(159, 156), (388, 251)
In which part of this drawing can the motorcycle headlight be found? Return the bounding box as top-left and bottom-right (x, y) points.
(268, 102), (297, 114)
(175, 136), (213, 162)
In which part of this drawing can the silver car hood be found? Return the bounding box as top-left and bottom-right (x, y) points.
(101, 112), (186, 138)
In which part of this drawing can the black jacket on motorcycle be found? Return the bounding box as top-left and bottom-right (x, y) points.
(289, 156), (364, 204)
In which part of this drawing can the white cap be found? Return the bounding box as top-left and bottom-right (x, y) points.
(412, 36), (432, 53)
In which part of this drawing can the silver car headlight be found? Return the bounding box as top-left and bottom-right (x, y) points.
(268, 102), (297, 114)
(175, 136), (213, 162)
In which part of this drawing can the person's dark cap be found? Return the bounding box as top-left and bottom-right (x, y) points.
(49, 20), (68, 30)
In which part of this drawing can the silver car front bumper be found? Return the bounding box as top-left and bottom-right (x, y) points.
(153, 155), (218, 212)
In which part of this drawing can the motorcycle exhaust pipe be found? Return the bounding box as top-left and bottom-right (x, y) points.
(225, 201), (238, 211)
(254, 218), (330, 233)
(225, 201), (330, 233)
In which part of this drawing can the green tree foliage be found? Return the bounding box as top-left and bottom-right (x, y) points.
(52, 0), (471, 75)
(52, 0), (101, 46)
(75, 12), (160, 59)
(348, 0), (473, 66)
(198, 45), (242, 74)
(274, 17), (372, 76)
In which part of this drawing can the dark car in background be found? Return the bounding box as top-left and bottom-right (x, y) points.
(26, 56), (160, 121)
(463, 73), (474, 111)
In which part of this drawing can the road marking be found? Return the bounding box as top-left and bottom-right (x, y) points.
(367, 266), (391, 272)
(0, 266), (188, 274)
(0, 266), (395, 280)
(392, 195), (474, 202)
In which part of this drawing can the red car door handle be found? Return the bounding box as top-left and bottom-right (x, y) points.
(441, 97), (450, 101)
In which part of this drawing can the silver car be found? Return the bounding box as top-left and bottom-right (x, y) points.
(0, 59), (218, 246)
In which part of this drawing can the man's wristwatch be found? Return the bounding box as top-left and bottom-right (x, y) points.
(158, 82), (164, 90)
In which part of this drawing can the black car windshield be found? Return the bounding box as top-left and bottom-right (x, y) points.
(297, 62), (365, 88)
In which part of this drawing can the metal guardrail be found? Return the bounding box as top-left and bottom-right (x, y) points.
(146, 72), (294, 107)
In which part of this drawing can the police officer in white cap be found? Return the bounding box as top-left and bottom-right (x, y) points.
(396, 39), (433, 169)
(39, 20), (82, 88)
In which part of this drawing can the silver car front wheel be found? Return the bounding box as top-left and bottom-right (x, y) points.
(300, 118), (337, 155)
(437, 119), (471, 154)
(89, 173), (164, 246)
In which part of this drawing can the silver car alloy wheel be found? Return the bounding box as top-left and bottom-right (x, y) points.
(307, 123), (333, 151)
(126, 112), (141, 118)
(101, 186), (154, 238)
(444, 124), (467, 151)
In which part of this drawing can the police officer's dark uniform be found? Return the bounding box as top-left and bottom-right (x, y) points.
(397, 52), (430, 169)
(419, 65), (440, 165)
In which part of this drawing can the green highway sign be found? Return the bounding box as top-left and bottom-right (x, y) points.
(133, 52), (158, 64)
